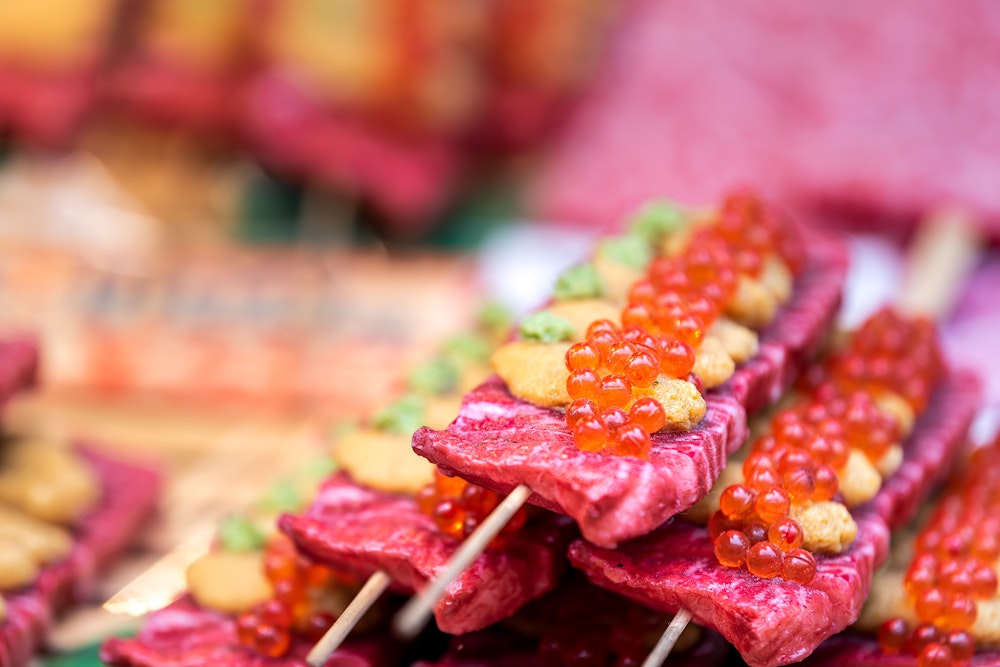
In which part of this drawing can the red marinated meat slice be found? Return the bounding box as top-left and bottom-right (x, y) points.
(570, 509), (889, 667)
(1, 446), (160, 666)
(412, 230), (847, 548)
(279, 475), (574, 635)
(0, 336), (38, 406)
(530, 0), (1000, 236)
(100, 597), (391, 667)
(415, 383), (746, 549)
(568, 371), (980, 667)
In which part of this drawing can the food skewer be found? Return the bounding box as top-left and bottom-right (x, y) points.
(397, 205), (978, 663)
(307, 188), (842, 659)
(305, 570), (391, 667)
(388, 189), (847, 640)
(393, 483), (533, 636)
(278, 304), (574, 659)
(802, 430), (1000, 667)
(586, 210), (983, 667)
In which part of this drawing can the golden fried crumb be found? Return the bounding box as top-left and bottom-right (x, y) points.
(546, 299), (621, 341)
(632, 377), (707, 432)
(708, 318), (759, 363)
(491, 340), (573, 409)
(187, 551), (272, 615)
(837, 450), (884, 507)
(593, 256), (643, 305)
(0, 594), (5, 622)
(0, 443), (99, 525)
(683, 460), (744, 523)
(875, 392), (916, 437)
(0, 540), (38, 590)
(875, 444), (903, 478)
(760, 256), (793, 303)
(336, 428), (436, 495)
(0, 505), (72, 564)
(693, 336), (737, 389)
(726, 275), (780, 329)
(789, 501), (858, 553)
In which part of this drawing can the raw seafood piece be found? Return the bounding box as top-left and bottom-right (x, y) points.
(100, 597), (393, 667)
(569, 372), (980, 667)
(279, 474), (575, 635)
(413, 229), (847, 548)
(0, 447), (160, 666)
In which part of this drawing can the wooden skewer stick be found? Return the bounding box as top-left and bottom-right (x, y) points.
(640, 609), (693, 667)
(306, 570), (391, 667)
(897, 207), (980, 320)
(392, 483), (534, 639)
(640, 210), (982, 667)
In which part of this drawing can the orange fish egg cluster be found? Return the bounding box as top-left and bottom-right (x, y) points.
(565, 190), (805, 458)
(235, 535), (345, 657)
(827, 308), (944, 413)
(878, 446), (1000, 667)
(712, 308), (944, 584)
(416, 469), (527, 542)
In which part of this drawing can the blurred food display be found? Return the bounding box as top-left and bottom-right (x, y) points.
(0, 2), (999, 667)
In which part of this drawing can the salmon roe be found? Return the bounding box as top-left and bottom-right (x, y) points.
(236, 534), (350, 657)
(566, 190), (805, 458)
(713, 309), (944, 584)
(878, 438), (1000, 665)
(416, 469), (527, 542)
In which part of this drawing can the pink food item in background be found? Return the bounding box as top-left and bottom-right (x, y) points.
(1, 447), (160, 667)
(101, 0), (253, 138)
(0, 336), (38, 407)
(531, 0), (1000, 235)
(0, 1), (120, 147)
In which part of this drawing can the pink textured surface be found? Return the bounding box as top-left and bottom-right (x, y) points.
(531, 0), (1000, 234)
(414, 382), (745, 549)
(0, 336), (38, 408)
(571, 510), (888, 667)
(568, 371), (979, 667)
(100, 597), (389, 667)
(279, 475), (573, 634)
(0, 446), (160, 667)
(413, 229), (847, 548)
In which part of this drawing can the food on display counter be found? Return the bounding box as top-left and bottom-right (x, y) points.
(415, 190), (847, 548)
